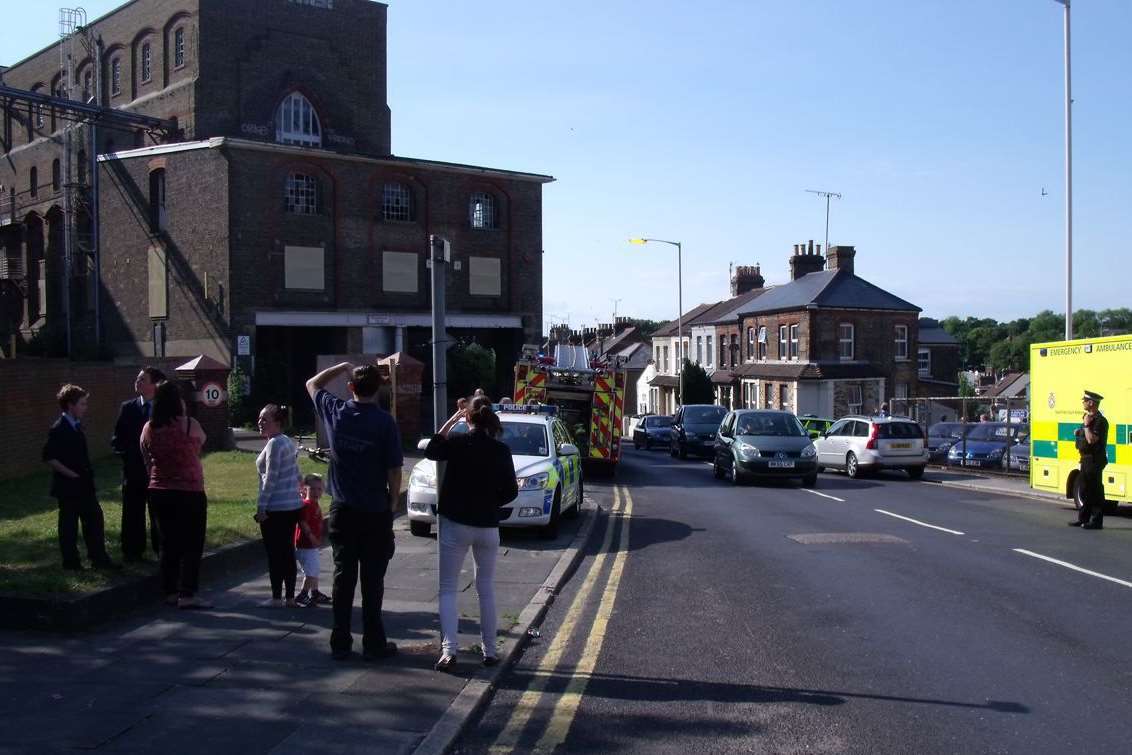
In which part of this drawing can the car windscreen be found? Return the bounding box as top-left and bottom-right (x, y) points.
(966, 424), (1027, 442)
(928, 423), (964, 438)
(683, 406), (727, 424)
(877, 422), (923, 439)
(736, 414), (807, 437)
(499, 421), (550, 457)
(650, 417), (673, 428)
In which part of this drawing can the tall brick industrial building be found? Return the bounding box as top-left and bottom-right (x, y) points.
(1, 0), (552, 417)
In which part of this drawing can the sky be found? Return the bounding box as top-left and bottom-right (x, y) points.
(4, 1), (1130, 330)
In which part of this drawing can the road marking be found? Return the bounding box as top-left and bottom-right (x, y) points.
(535, 488), (633, 751)
(1013, 549), (1132, 589)
(488, 487), (623, 753)
(874, 509), (965, 536)
(800, 489), (845, 503)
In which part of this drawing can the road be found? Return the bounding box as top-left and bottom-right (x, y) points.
(455, 446), (1132, 754)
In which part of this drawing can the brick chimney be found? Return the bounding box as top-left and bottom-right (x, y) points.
(826, 245), (856, 275)
(788, 240), (825, 280)
(730, 264), (765, 296)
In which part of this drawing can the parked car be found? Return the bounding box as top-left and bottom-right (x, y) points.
(713, 410), (818, 486)
(407, 406), (583, 538)
(633, 415), (673, 450)
(670, 404), (728, 459)
(926, 422), (973, 463)
(947, 422), (1029, 470)
(814, 415), (929, 479)
(799, 415), (835, 440)
(1003, 437), (1030, 473)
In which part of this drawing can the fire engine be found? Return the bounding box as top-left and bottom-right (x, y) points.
(512, 344), (628, 472)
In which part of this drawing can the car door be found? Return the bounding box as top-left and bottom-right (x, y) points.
(716, 412), (735, 470)
(671, 407), (684, 451)
(553, 420), (578, 504)
(818, 419), (847, 466)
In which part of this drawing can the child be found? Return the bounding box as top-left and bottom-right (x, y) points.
(295, 473), (330, 606)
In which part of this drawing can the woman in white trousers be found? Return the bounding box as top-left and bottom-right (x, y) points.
(425, 397), (518, 671)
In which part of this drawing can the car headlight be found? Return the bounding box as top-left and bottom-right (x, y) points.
(801, 444), (817, 458)
(947, 447), (960, 458)
(518, 472), (550, 490)
(409, 468), (436, 489)
(735, 442), (760, 460)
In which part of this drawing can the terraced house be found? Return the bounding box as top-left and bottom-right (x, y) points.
(0, 0), (551, 418)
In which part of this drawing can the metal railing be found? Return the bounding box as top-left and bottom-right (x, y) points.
(889, 395), (1029, 476)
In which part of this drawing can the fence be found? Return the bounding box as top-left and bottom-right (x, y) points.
(889, 395), (1030, 476)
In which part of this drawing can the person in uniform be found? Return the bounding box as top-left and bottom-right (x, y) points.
(1070, 390), (1109, 530)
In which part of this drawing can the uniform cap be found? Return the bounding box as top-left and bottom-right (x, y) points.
(1082, 390), (1104, 403)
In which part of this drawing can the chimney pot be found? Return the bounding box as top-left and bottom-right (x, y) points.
(808, 239), (814, 255)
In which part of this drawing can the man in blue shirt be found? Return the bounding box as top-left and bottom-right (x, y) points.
(307, 362), (404, 661)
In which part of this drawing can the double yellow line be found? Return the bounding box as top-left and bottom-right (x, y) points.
(489, 485), (634, 753)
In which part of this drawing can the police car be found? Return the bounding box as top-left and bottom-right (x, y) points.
(407, 405), (584, 538)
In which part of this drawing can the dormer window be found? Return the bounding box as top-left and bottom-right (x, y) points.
(275, 92), (321, 147)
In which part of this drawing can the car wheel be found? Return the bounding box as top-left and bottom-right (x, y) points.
(712, 457), (724, 480)
(846, 452), (861, 479)
(563, 481), (582, 519)
(907, 466), (925, 480)
(802, 473), (817, 488)
(678, 443), (688, 460)
(409, 520), (431, 537)
(670, 442), (678, 458)
(729, 457), (745, 486)
(541, 490), (561, 539)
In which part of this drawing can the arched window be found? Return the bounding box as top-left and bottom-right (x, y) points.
(285, 173), (319, 215)
(275, 92), (321, 147)
(469, 192), (496, 229)
(141, 42), (153, 83)
(111, 58), (122, 96)
(382, 182), (413, 222)
(174, 27), (186, 68)
(29, 167), (38, 198)
(149, 168), (166, 232)
(52, 159), (61, 192)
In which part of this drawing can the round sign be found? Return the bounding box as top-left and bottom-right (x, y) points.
(201, 382), (224, 408)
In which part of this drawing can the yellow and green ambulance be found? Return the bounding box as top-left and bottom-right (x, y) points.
(1030, 334), (1132, 510)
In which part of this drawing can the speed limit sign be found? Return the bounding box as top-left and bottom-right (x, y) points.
(200, 382), (224, 408)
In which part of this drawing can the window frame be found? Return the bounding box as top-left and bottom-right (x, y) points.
(789, 324), (800, 361)
(696, 335), (703, 365)
(895, 324), (909, 361)
(706, 335), (713, 367)
(778, 324), (787, 359)
(381, 182), (414, 222)
(275, 91), (322, 147)
(111, 58), (122, 97)
(838, 322), (854, 361)
(469, 192), (497, 230)
(757, 326), (767, 360)
(285, 172), (320, 216)
(918, 348), (931, 376)
(174, 27), (186, 69)
(141, 42), (153, 83)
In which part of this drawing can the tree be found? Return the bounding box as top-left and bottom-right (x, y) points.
(679, 359), (715, 405)
(448, 342), (496, 404)
(624, 318), (665, 339)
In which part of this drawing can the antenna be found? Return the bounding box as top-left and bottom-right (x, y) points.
(805, 189), (842, 253)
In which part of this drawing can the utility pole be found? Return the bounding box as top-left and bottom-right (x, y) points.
(429, 234), (450, 431)
(1053, 0), (1073, 339)
(805, 189), (842, 254)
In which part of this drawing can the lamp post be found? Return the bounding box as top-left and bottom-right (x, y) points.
(1053, 0), (1073, 340)
(630, 237), (683, 409)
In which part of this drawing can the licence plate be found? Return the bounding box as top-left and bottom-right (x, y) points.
(962, 460), (982, 467)
(769, 460), (795, 469)
(890, 443), (910, 449)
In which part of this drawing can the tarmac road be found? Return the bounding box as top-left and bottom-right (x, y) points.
(455, 445), (1132, 754)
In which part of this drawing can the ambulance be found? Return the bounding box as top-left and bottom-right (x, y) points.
(1029, 334), (1132, 510)
(512, 343), (629, 473)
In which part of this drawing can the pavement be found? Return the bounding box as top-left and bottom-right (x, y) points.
(923, 466), (1065, 504)
(455, 448), (1132, 754)
(0, 451), (595, 754)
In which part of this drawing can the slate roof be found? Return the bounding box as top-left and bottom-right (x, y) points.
(689, 288), (769, 327)
(616, 341), (652, 371)
(649, 374), (680, 388)
(919, 326), (959, 346)
(652, 302), (717, 337)
(730, 361), (887, 381)
(597, 326), (642, 356)
(733, 269), (920, 318)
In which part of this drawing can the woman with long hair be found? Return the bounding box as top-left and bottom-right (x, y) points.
(140, 381), (210, 609)
(425, 396), (518, 671)
(254, 403), (305, 607)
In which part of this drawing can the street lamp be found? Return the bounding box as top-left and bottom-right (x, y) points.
(1053, 0), (1073, 340)
(629, 237), (684, 409)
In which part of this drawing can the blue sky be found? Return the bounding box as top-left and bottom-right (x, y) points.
(5, 1), (1129, 329)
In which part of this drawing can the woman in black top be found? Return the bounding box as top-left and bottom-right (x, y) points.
(426, 396), (518, 671)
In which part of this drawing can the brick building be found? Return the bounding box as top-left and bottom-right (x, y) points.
(1, 0), (551, 418)
(716, 241), (921, 417)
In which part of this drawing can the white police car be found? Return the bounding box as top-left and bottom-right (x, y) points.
(407, 405), (584, 538)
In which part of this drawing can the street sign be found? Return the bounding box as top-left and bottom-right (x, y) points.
(237, 335), (251, 356)
(200, 382), (224, 408)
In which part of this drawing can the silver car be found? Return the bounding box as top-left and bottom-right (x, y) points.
(814, 415), (929, 479)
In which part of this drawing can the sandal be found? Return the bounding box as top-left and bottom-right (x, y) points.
(434, 655), (458, 672)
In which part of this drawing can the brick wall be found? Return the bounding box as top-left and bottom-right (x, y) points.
(738, 312), (813, 362)
(0, 356), (186, 481)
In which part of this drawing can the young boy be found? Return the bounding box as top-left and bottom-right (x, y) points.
(295, 473), (330, 606)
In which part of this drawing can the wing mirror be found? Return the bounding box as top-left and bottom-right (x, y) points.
(559, 443), (580, 456)
(416, 438), (430, 452)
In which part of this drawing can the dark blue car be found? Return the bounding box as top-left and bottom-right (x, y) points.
(632, 415), (673, 450)
(947, 423), (1028, 470)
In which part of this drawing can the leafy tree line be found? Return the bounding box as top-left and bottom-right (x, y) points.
(940, 308), (1132, 373)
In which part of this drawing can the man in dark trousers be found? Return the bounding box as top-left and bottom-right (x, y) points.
(306, 362), (403, 661)
(1070, 390), (1110, 530)
(43, 384), (117, 570)
(112, 367), (166, 561)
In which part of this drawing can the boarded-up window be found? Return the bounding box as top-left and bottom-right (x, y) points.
(148, 245), (167, 319)
(382, 251), (418, 293)
(284, 245), (324, 289)
(469, 256), (501, 296)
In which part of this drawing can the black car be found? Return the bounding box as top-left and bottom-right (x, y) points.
(632, 415), (673, 450)
(670, 404), (728, 459)
(926, 422), (972, 463)
(713, 409), (819, 486)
